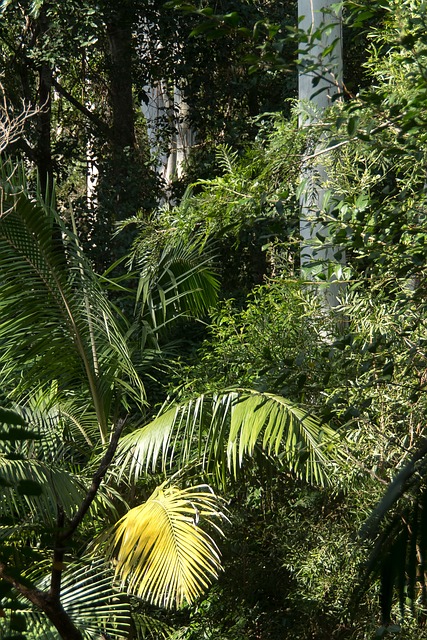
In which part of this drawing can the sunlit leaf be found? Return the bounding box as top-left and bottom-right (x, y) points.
(100, 483), (225, 608)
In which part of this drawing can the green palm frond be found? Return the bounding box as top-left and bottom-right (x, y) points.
(0, 456), (121, 535)
(133, 237), (219, 345)
(132, 611), (174, 639)
(215, 144), (239, 175)
(0, 159), (145, 444)
(0, 390), (99, 463)
(0, 559), (131, 639)
(0, 457), (87, 529)
(100, 483), (225, 609)
(355, 444), (427, 623)
(116, 389), (343, 487)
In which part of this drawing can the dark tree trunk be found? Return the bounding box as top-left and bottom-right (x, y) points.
(0, 422), (125, 639)
(0, 564), (83, 640)
(35, 4), (53, 197)
(41, 598), (84, 640)
(90, 0), (151, 270)
(37, 61), (53, 196)
(106, 18), (135, 150)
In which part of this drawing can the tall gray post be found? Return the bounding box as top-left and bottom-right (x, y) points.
(298, 0), (343, 306)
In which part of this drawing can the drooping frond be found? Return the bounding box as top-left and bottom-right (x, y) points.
(116, 389), (343, 487)
(0, 159), (145, 443)
(131, 235), (219, 347)
(100, 483), (225, 608)
(355, 443), (427, 623)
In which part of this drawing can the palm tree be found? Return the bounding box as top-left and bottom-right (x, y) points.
(0, 157), (344, 639)
(0, 159), (224, 639)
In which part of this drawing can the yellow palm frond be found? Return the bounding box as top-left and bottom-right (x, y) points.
(101, 484), (225, 608)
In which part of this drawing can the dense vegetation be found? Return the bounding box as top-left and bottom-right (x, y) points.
(1, 0), (427, 638)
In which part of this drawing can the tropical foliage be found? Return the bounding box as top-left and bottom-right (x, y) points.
(4, 0), (427, 638)
(0, 160), (232, 637)
(0, 123), (338, 638)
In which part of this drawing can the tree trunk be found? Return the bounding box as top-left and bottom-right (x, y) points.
(141, 78), (196, 201)
(0, 564), (83, 640)
(41, 598), (84, 640)
(298, 0), (344, 306)
(106, 19), (136, 151)
(35, 4), (53, 197)
(89, 0), (148, 269)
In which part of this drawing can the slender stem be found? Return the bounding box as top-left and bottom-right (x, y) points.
(70, 204), (104, 441)
(59, 417), (127, 542)
(50, 506), (65, 602)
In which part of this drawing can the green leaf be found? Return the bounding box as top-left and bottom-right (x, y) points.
(347, 115), (360, 137)
(275, 200), (284, 215)
(381, 361), (394, 379)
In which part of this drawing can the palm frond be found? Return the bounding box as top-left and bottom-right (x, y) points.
(0, 159), (145, 443)
(131, 611), (174, 639)
(355, 444), (427, 623)
(215, 144), (239, 175)
(0, 457), (87, 529)
(0, 456), (122, 535)
(100, 483), (225, 608)
(115, 389), (343, 487)
(0, 391), (100, 464)
(133, 237), (219, 346)
(0, 559), (131, 639)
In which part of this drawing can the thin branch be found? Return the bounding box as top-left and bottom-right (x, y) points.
(50, 506), (65, 602)
(51, 76), (110, 136)
(304, 116), (404, 161)
(0, 562), (47, 607)
(0, 82), (39, 154)
(304, 138), (349, 159)
(59, 417), (127, 542)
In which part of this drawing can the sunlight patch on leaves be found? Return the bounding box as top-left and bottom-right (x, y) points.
(100, 484), (225, 608)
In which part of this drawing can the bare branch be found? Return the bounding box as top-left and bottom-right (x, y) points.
(51, 76), (110, 136)
(0, 82), (39, 154)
